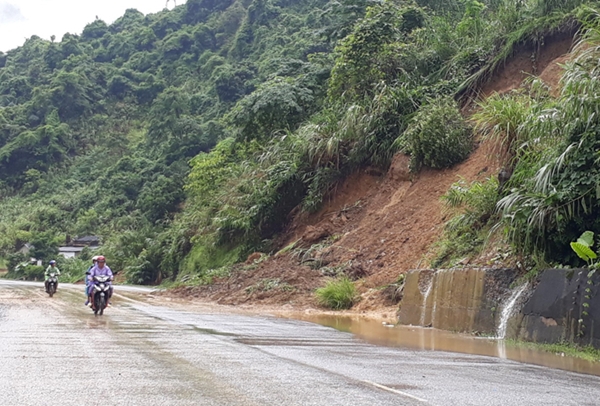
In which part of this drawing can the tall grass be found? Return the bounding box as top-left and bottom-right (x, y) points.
(315, 277), (358, 309)
(458, 7), (579, 98)
(433, 177), (500, 267)
(489, 11), (600, 262)
(472, 92), (533, 168)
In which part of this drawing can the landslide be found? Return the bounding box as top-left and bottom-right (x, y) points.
(167, 33), (574, 316)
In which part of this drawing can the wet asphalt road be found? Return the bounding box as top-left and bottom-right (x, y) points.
(1, 281), (600, 406)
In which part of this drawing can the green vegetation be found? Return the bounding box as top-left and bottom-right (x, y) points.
(506, 339), (600, 363)
(489, 20), (600, 266)
(292, 236), (341, 269)
(4, 254), (87, 282)
(571, 231), (598, 267)
(0, 0), (338, 283)
(174, 265), (234, 287)
(1, 0), (600, 287)
(315, 276), (358, 309)
(245, 278), (295, 294)
(433, 177), (499, 267)
(401, 96), (473, 171)
(569, 231), (599, 336)
(438, 9), (600, 268)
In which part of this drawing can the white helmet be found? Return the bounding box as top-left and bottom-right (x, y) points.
(92, 255), (100, 262)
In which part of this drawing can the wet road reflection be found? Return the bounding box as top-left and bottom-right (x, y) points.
(2, 280), (600, 406)
(299, 315), (600, 376)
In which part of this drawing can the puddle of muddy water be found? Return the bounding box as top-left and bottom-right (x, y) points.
(298, 314), (600, 376)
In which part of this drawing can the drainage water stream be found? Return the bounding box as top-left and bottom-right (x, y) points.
(298, 314), (600, 376)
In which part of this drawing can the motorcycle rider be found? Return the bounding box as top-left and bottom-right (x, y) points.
(87, 255), (113, 309)
(84, 256), (99, 307)
(44, 260), (60, 293)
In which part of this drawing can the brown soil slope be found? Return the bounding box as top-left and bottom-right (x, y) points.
(167, 36), (573, 316)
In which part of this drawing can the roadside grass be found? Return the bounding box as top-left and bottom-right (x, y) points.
(507, 339), (600, 362)
(165, 265), (234, 289)
(58, 272), (86, 284)
(0, 256), (7, 277)
(315, 276), (358, 310)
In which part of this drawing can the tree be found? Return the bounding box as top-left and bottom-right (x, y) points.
(161, 30), (194, 59)
(137, 174), (184, 222)
(211, 64), (254, 103)
(60, 33), (84, 60)
(44, 43), (63, 70)
(81, 20), (109, 41)
(0, 110), (72, 183)
(108, 75), (133, 98)
(110, 9), (145, 33)
(318, 0), (375, 43)
(29, 231), (60, 263)
(328, 2), (424, 102)
(227, 77), (315, 140)
(185, 0), (236, 24)
(50, 71), (95, 120)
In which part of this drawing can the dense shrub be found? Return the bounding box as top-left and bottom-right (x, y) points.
(8, 264), (45, 281)
(403, 97), (473, 171)
(56, 257), (91, 283)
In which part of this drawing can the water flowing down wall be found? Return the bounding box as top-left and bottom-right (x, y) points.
(397, 267), (600, 348)
(398, 268), (518, 335)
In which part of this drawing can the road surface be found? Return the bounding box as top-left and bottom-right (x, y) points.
(1, 280), (599, 405)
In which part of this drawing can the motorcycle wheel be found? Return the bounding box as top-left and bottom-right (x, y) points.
(99, 296), (105, 316)
(93, 295), (99, 315)
(49, 285), (55, 298)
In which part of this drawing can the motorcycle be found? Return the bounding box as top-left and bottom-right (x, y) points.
(46, 272), (58, 297)
(91, 275), (112, 316)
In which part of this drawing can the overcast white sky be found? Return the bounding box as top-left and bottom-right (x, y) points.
(0, 0), (187, 52)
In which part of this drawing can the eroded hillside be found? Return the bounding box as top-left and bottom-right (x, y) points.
(167, 33), (576, 316)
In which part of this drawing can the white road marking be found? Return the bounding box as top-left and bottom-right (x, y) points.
(364, 380), (429, 403)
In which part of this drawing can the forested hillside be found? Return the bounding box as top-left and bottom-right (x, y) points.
(0, 0), (339, 282)
(1, 0), (599, 291)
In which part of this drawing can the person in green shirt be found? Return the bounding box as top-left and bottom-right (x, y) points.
(44, 260), (60, 293)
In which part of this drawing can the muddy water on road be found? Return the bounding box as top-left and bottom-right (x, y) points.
(298, 314), (600, 376)
(121, 291), (600, 376)
(5, 280), (600, 377)
(5, 281), (600, 406)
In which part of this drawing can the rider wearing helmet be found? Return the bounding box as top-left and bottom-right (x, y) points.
(44, 260), (60, 293)
(87, 256), (113, 308)
(84, 256), (100, 307)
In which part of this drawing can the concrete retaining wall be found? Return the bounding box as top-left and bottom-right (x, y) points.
(519, 268), (600, 347)
(397, 267), (600, 347)
(397, 268), (517, 334)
